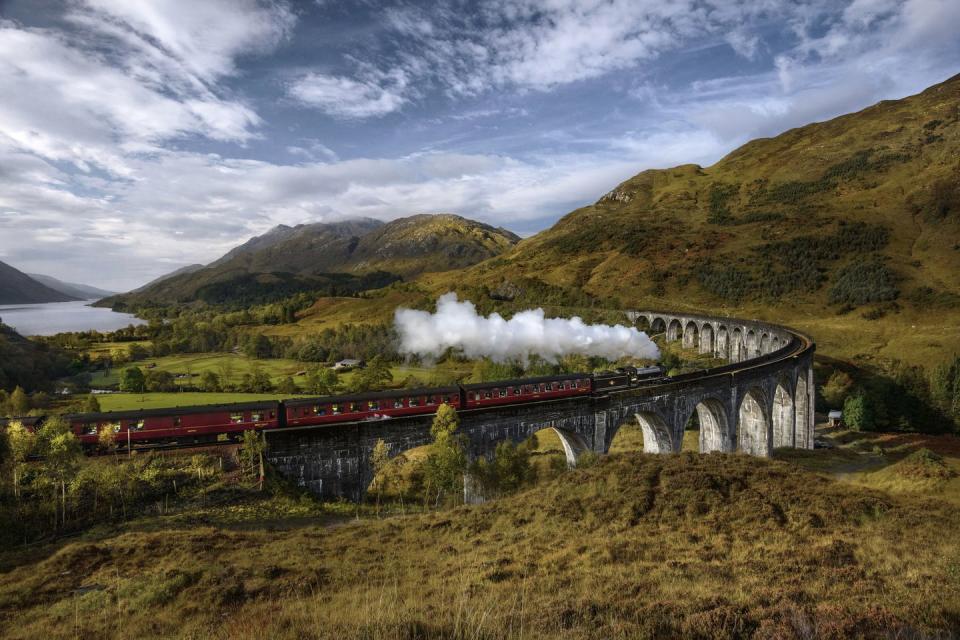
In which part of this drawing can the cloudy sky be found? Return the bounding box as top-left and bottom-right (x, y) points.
(1, 0), (958, 290)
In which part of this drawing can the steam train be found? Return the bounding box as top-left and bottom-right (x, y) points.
(8, 366), (666, 450)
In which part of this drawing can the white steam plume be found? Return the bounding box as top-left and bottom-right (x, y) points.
(394, 293), (660, 363)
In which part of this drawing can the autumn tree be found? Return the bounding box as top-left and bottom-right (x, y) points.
(423, 403), (466, 507)
(8, 386), (29, 416)
(38, 417), (82, 528)
(7, 420), (35, 501)
(821, 371), (855, 409)
(370, 438), (390, 516)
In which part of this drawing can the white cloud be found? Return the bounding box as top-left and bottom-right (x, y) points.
(289, 68), (410, 118)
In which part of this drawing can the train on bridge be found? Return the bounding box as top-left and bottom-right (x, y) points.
(3, 366), (667, 451)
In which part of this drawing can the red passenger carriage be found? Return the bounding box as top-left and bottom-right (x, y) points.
(66, 400), (281, 447)
(284, 386), (461, 427)
(462, 373), (592, 408)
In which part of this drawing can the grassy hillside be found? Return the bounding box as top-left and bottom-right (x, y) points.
(106, 214), (519, 308)
(464, 74), (960, 315)
(0, 323), (71, 392)
(2, 443), (960, 638)
(268, 75), (960, 370)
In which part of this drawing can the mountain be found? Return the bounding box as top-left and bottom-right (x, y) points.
(0, 260), (79, 304)
(131, 264), (205, 293)
(104, 214), (520, 307)
(26, 273), (116, 300)
(450, 73), (960, 318)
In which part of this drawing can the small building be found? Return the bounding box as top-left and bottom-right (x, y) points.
(828, 410), (843, 427)
(333, 359), (364, 371)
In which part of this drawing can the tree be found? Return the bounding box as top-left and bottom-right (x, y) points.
(305, 366), (339, 395)
(199, 370), (222, 392)
(7, 420), (35, 501)
(249, 367), (273, 393)
(97, 423), (117, 456)
(145, 369), (177, 392)
(821, 371), (854, 409)
(370, 438), (390, 516)
(8, 386), (29, 416)
(423, 403), (466, 506)
(352, 356), (393, 393)
(244, 334), (273, 359)
(120, 367), (146, 393)
(470, 441), (534, 498)
(127, 343), (149, 361)
(276, 376), (299, 395)
(240, 429), (267, 490)
(83, 394), (101, 413)
(844, 393), (875, 431)
(38, 417), (82, 528)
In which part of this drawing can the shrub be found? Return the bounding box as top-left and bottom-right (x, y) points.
(843, 393), (876, 431)
(829, 258), (899, 306)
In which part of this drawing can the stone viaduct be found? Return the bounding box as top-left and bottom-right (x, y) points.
(266, 310), (815, 500)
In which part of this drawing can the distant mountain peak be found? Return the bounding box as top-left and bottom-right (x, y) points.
(0, 260), (80, 304)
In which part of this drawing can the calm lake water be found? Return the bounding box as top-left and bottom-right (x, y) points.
(0, 300), (145, 336)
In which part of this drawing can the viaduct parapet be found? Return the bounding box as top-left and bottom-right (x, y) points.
(267, 310), (815, 500)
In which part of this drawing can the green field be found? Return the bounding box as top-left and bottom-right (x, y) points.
(94, 392), (313, 412)
(88, 352), (472, 392)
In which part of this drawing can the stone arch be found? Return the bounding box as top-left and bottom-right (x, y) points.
(730, 328), (744, 362)
(666, 319), (683, 342)
(795, 373), (811, 449)
(771, 336), (782, 352)
(759, 333), (771, 355)
(694, 397), (731, 453)
(634, 411), (674, 454)
(772, 382), (794, 448)
(745, 330), (759, 359)
(551, 427), (591, 467)
(699, 323), (715, 355)
(716, 325), (729, 360)
(737, 387), (770, 456)
(682, 321), (699, 349)
(650, 317), (667, 335)
(635, 315), (650, 331)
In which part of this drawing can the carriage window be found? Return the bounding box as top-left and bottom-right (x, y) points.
(483, 390), (492, 399)
(498, 389), (506, 398)
(513, 387), (521, 395)
(174, 416), (181, 427)
(269, 411), (275, 419)
(332, 404), (341, 415)
(393, 398), (404, 409)
(368, 400), (380, 411)
(447, 395), (455, 404)
(252, 412), (264, 422)
(315, 405), (326, 416)
(230, 413), (244, 424)
(427, 395), (436, 404)
(110, 421), (121, 433)
(349, 403), (358, 413)
(130, 420), (144, 431)
(409, 397), (419, 407)
(84, 423), (97, 435)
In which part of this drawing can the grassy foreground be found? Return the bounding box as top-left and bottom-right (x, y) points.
(2, 435), (960, 638)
